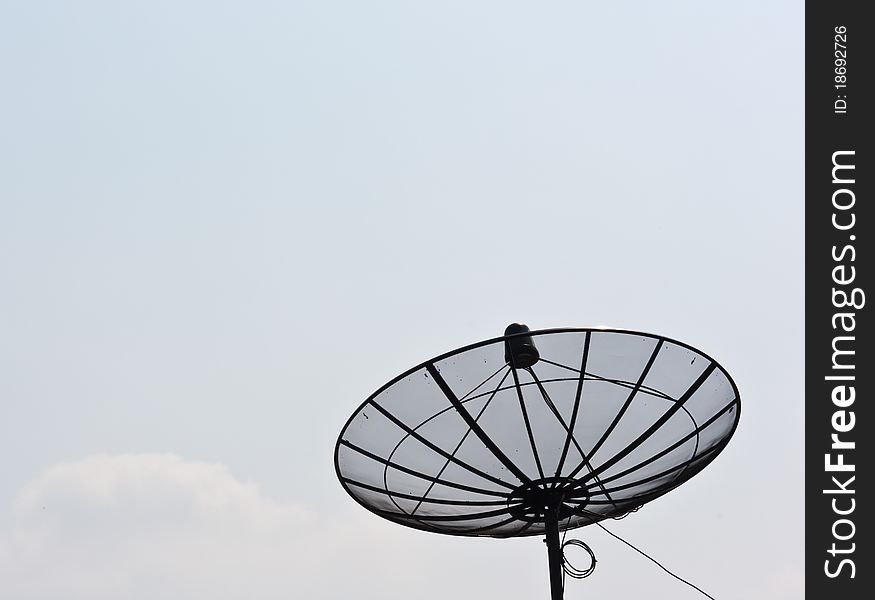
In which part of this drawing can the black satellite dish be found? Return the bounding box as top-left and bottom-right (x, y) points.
(335, 325), (740, 599)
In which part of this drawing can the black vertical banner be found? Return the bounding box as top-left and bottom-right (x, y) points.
(806, 1), (872, 597)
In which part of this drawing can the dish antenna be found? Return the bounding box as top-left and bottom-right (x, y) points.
(335, 325), (740, 599)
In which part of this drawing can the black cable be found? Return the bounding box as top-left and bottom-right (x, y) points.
(594, 521), (716, 600)
(559, 513), (572, 587)
(561, 539), (597, 579)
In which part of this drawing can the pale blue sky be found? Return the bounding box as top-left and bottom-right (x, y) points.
(1, 2), (802, 598)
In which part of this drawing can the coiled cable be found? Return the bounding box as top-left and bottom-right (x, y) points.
(561, 538), (597, 579)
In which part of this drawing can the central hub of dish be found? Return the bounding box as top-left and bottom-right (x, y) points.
(507, 477), (590, 522)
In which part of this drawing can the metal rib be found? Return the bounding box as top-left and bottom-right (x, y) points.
(526, 364), (618, 510)
(369, 399), (517, 490)
(427, 363), (531, 484)
(555, 331), (590, 476)
(587, 398), (737, 489)
(578, 361), (717, 484)
(410, 368), (512, 515)
(342, 477), (510, 506)
(339, 439), (509, 497)
(509, 365), (545, 479)
(571, 339), (665, 479)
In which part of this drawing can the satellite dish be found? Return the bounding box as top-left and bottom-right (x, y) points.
(335, 325), (740, 599)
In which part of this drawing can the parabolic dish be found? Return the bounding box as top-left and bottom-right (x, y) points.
(335, 327), (740, 538)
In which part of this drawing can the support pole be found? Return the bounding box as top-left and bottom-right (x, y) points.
(544, 508), (564, 600)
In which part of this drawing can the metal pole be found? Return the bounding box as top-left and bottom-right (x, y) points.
(544, 508), (564, 600)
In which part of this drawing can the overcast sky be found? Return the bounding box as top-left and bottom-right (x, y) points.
(1, 2), (802, 599)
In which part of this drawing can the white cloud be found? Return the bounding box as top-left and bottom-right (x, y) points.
(0, 454), (435, 600)
(0, 453), (802, 600)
